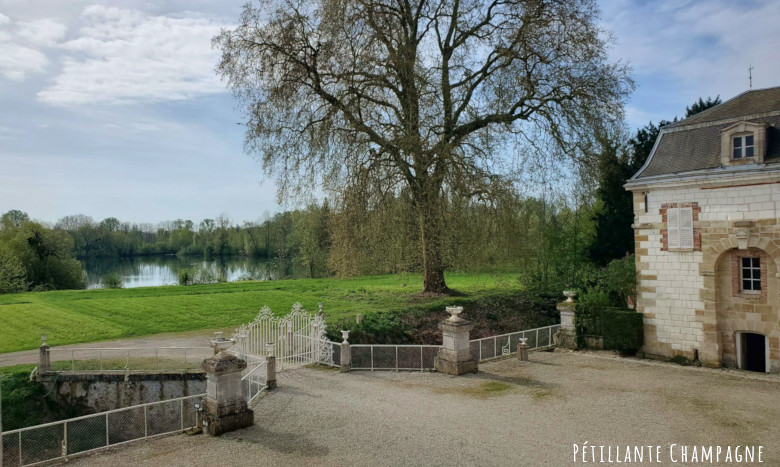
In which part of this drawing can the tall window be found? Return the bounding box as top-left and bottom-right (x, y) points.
(741, 257), (761, 292)
(667, 207), (694, 249)
(733, 134), (754, 159)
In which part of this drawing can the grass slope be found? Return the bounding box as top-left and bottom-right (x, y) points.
(0, 272), (521, 354)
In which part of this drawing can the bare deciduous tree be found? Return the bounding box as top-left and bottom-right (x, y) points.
(214, 0), (632, 293)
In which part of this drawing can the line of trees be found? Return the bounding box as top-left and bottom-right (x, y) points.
(0, 86), (722, 296)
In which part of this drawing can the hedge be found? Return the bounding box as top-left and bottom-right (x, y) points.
(600, 308), (644, 353)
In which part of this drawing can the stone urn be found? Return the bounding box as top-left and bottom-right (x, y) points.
(210, 332), (234, 355)
(563, 290), (577, 303)
(341, 330), (350, 343)
(445, 306), (465, 323)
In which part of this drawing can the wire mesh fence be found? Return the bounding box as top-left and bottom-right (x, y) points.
(1, 394), (204, 466)
(350, 345), (442, 371)
(47, 347), (213, 373)
(469, 324), (560, 362)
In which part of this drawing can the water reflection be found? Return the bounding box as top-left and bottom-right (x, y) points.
(80, 256), (299, 289)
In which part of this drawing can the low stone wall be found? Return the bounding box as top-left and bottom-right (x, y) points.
(39, 372), (207, 413)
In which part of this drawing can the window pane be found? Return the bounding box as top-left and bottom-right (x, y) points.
(746, 135), (754, 146)
(743, 279), (751, 290)
(742, 257), (750, 268)
(746, 146), (754, 157)
(753, 257), (760, 268)
(754, 280), (761, 291)
(744, 268), (752, 279)
(734, 137), (742, 148)
(754, 269), (761, 280)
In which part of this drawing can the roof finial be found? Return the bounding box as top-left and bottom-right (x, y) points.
(749, 65), (754, 89)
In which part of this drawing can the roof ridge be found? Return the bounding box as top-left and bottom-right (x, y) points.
(665, 85), (780, 129)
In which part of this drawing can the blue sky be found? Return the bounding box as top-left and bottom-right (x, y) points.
(1, 0), (778, 225)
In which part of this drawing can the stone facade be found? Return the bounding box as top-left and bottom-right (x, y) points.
(628, 172), (780, 373)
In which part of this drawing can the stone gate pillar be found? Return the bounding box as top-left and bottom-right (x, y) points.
(555, 291), (578, 349)
(201, 341), (254, 436)
(39, 334), (51, 374)
(434, 306), (478, 375)
(340, 330), (351, 373)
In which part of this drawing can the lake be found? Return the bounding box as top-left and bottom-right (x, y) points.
(80, 255), (300, 289)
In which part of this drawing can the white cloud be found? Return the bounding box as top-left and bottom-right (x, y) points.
(37, 5), (226, 105)
(16, 18), (68, 46)
(0, 13), (64, 80)
(602, 0), (780, 100)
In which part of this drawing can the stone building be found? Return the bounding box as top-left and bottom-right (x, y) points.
(625, 87), (780, 373)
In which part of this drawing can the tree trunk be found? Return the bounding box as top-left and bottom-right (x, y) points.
(416, 189), (450, 294)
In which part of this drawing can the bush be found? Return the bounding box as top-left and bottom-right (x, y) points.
(192, 268), (218, 285)
(600, 308), (643, 354)
(574, 285), (612, 346)
(101, 273), (123, 289)
(0, 366), (81, 430)
(602, 255), (637, 308)
(178, 269), (192, 286)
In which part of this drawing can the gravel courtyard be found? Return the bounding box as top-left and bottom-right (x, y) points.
(69, 351), (780, 466)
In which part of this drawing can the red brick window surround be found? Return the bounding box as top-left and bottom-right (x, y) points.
(731, 249), (768, 302)
(660, 202), (701, 251)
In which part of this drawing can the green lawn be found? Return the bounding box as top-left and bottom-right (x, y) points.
(0, 272), (522, 354)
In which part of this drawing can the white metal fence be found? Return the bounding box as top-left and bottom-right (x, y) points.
(469, 324), (560, 362)
(47, 346), (213, 373)
(350, 345), (442, 371)
(0, 394), (204, 467)
(235, 353), (267, 406)
(232, 303), (334, 370)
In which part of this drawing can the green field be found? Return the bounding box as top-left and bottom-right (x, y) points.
(0, 272), (522, 354)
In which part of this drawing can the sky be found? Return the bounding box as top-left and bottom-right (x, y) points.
(0, 0), (778, 225)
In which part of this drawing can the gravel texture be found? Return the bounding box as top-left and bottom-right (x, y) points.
(65, 351), (780, 466)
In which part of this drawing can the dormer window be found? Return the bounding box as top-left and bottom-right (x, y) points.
(720, 122), (767, 166)
(733, 134), (754, 159)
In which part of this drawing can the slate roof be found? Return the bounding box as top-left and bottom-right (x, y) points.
(631, 87), (780, 181)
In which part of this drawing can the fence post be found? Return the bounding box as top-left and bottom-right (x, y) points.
(39, 334), (51, 374)
(518, 338), (530, 362)
(434, 307), (478, 375)
(339, 331), (351, 373)
(266, 343), (277, 390)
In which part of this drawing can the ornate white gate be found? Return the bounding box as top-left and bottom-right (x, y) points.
(231, 302), (334, 371)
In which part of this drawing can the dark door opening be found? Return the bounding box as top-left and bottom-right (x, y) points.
(741, 332), (767, 373)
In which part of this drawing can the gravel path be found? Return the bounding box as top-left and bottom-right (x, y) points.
(66, 351), (780, 466)
(0, 328), (232, 367)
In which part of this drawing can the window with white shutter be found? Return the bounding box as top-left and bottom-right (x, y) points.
(679, 207), (694, 249)
(666, 206), (694, 250)
(667, 207), (680, 249)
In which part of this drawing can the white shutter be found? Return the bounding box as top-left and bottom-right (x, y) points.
(679, 207), (694, 249)
(667, 208), (680, 249)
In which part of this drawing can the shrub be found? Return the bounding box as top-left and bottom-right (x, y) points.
(192, 268), (218, 285)
(101, 273), (123, 289)
(574, 285), (612, 346)
(178, 269), (192, 286)
(600, 308), (643, 354)
(602, 255), (637, 308)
